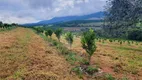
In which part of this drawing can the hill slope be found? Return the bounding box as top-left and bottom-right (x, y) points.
(0, 27), (79, 80)
(23, 11), (105, 26)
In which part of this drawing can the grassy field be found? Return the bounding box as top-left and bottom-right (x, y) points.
(0, 27), (80, 80)
(51, 34), (142, 80)
(0, 27), (142, 80)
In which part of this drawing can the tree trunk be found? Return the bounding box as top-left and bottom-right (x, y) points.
(70, 43), (72, 49)
(89, 55), (91, 65)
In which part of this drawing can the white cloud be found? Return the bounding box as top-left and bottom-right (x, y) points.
(0, 0), (107, 24)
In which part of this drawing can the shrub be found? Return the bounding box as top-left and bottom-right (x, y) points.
(35, 27), (44, 33)
(120, 41), (122, 45)
(72, 66), (83, 78)
(52, 40), (58, 46)
(81, 28), (96, 64)
(65, 32), (74, 48)
(123, 40), (126, 43)
(109, 39), (113, 42)
(128, 29), (142, 41)
(56, 44), (69, 55)
(45, 28), (53, 38)
(66, 52), (77, 64)
(80, 59), (89, 65)
(55, 28), (63, 42)
(86, 66), (98, 75)
(135, 42), (138, 45)
(105, 74), (115, 80)
(121, 77), (129, 80)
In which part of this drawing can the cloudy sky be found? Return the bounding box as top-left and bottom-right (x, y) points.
(0, 0), (107, 24)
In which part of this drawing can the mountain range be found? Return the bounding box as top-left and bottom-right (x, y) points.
(23, 11), (105, 26)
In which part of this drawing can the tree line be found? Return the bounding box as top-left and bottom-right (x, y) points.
(33, 27), (96, 65)
(0, 21), (18, 29)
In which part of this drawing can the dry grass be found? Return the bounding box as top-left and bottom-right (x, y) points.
(0, 27), (80, 80)
(58, 35), (142, 80)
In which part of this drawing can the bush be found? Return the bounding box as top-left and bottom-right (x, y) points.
(109, 39), (113, 42)
(55, 28), (63, 42)
(105, 74), (115, 80)
(80, 59), (89, 65)
(128, 29), (142, 41)
(52, 40), (58, 46)
(86, 66), (98, 75)
(66, 52), (77, 64)
(65, 32), (74, 48)
(45, 28), (53, 38)
(72, 66), (83, 78)
(81, 28), (96, 64)
(120, 41), (122, 45)
(35, 27), (44, 33)
(56, 43), (69, 55)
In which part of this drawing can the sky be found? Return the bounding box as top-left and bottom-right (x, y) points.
(0, 0), (107, 24)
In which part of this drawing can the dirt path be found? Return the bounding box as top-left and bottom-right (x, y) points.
(0, 27), (79, 80)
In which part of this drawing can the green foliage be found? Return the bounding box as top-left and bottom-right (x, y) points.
(128, 29), (142, 41)
(121, 77), (129, 80)
(0, 21), (17, 31)
(56, 43), (69, 55)
(45, 28), (53, 38)
(135, 42), (138, 45)
(86, 66), (98, 75)
(34, 27), (44, 33)
(0, 21), (3, 28)
(72, 66), (83, 78)
(80, 59), (89, 65)
(66, 52), (77, 64)
(52, 40), (58, 46)
(120, 41), (122, 45)
(55, 28), (63, 42)
(65, 32), (74, 48)
(81, 28), (96, 63)
(105, 74), (115, 80)
(109, 39), (113, 43)
(104, 0), (142, 40)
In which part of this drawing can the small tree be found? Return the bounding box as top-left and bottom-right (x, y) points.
(55, 28), (63, 42)
(65, 32), (74, 49)
(35, 27), (44, 33)
(81, 29), (96, 64)
(45, 29), (53, 38)
(0, 21), (3, 28)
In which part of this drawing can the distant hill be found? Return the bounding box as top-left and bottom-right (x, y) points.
(23, 11), (105, 26)
(53, 20), (104, 27)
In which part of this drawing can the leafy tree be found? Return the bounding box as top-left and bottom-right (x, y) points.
(81, 29), (96, 64)
(0, 21), (3, 28)
(104, 0), (142, 39)
(105, 0), (133, 37)
(11, 23), (18, 27)
(35, 27), (44, 33)
(55, 28), (63, 42)
(3, 23), (11, 28)
(45, 31), (49, 37)
(45, 28), (53, 38)
(128, 29), (142, 41)
(65, 32), (74, 48)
